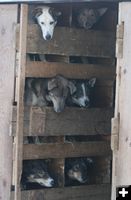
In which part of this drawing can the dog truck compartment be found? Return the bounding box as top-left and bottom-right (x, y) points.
(0, 1), (131, 200)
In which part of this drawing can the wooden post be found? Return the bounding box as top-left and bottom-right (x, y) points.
(0, 4), (17, 200)
(14, 4), (28, 200)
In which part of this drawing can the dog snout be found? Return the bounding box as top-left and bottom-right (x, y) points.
(45, 34), (51, 40)
(51, 179), (54, 186)
(54, 99), (65, 113)
(85, 100), (90, 107)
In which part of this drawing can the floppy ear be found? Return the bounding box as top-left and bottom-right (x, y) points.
(48, 78), (58, 91)
(49, 7), (62, 21)
(88, 78), (96, 88)
(68, 81), (76, 95)
(97, 8), (108, 16)
(32, 7), (43, 19)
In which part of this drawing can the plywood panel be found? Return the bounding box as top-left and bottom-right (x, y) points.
(115, 2), (131, 186)
(11, 184), (111, 200)
(16, 25), (115, 58)
(0, 5), (17, 200)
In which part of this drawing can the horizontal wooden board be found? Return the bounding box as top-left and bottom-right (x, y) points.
(23, 141), (111, 159)
(16, 25), (115, 58)
(11, 184), (111, 200)
(12, 107), (113, 136)
(26, 61), (116, 79)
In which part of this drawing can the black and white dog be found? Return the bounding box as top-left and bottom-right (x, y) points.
(21, 160), (54, 190)
(32, 6), (61, 40)
(69, 78), (96, 108)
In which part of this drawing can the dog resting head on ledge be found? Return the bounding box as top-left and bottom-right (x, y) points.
(25, 75), (76, 113)
(32, 6), (61, 40)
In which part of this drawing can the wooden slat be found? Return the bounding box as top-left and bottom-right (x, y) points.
(11, 184), (111, 200)
(16, 25), (115, 58)
(14, 4), (28, 200)
(23, 141), (111, 160)
(26, 61), (116, 79)
(0, 5), (17, 200)
(12, 107), (113, 136)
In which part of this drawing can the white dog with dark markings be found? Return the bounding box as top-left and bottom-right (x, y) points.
(32, 6), (61, 40)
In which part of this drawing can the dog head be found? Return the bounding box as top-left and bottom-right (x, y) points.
(46, 75), (76, 113)
(66, 158), (93, 184)
(77, 8), (107, 29)
(71, 78), (96, 108)
(33, 6), (61, 40)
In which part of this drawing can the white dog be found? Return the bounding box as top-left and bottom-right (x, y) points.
(32, 6), (61, 40)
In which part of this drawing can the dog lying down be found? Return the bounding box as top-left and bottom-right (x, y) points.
(25, 75), (96, 112)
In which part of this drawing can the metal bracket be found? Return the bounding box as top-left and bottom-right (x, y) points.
(116, 22), (124, 59)
(111, 114), (120, 151)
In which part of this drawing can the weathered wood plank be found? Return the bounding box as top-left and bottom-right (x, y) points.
(12, 107), (113, 136)
(112, 3), (131, 197)
(23, 142), (111, 160)
(16, 25), (115, 58)
(11, 184), (111, 200)
(26, 61), (116, 79)
(0, 5), (17, 200)
(14, 4), (28, 200)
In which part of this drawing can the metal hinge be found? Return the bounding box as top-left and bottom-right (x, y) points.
(116, 22), (124, 58)
(111, 115), (120, 151)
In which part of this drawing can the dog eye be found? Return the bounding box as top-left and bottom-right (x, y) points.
(41, 22), (44, 25)
(50, 21), (54, 25)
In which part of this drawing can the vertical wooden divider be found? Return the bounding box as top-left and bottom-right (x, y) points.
(14, 4), (28, 200)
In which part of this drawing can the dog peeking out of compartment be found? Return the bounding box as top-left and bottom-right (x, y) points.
(21, 160), (55, 190)
(77, 8), (108, 30)
(31, 6), (61, 40)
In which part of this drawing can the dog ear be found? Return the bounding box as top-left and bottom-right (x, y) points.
(48, 78), (58, 91)
(68, 81), (76, 95)
(97, 8), (108, 16)
(49, 7), (62, 21)
(32, 7), (43, 19)
(88, 78), (96, 88)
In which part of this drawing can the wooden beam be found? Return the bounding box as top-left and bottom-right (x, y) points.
(16, 25), (115, 58)
(11, 184), (111, 200)
(14, 4), (28, 200)
(12, 107), (113, 136)
(26, 61), (116, 79)
(23, 141), (111, 160)
(0, 5), (17, 200)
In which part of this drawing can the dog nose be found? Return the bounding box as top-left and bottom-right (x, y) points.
(45, 34), (51, 40)
(51, 179), (54, 185)
(85, 100), (90, 107)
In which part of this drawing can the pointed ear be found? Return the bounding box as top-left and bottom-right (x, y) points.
(48, 78), (58, 91)
(68, 81), (76, 95)
(32, 7), (43, 19)
(49, 7), (62, 21)
(88, 78), (96, 88)
(97, 8), (108, 16)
